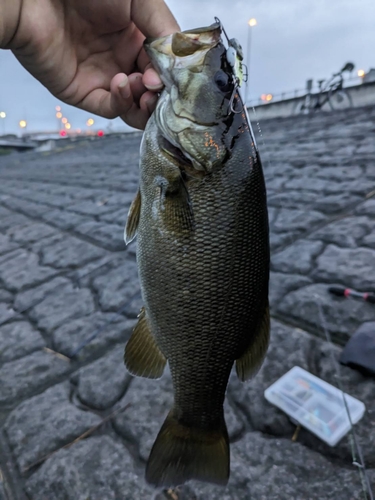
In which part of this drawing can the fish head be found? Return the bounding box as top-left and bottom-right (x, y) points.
(145, 23), (242, 173)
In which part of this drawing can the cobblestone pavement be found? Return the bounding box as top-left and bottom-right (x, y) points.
(0, 105), (375, 499)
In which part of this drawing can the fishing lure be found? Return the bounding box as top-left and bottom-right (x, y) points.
(214, 17), (247, 114)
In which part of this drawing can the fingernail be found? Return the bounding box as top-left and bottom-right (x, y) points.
(145, 69), (164, 90)
(146, 94), (159, 113)
(118, 76), (131, 99)
(147, 82), (164, 91)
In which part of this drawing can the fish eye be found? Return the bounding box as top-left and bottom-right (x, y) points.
(214, 70), (232, 93)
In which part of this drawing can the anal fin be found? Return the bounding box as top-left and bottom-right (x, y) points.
(124, 308), (166, 379)
(236, 302), (270, 381)
(124, 189), (141, 245)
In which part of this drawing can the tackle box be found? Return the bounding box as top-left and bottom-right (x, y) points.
(264, 366), (366, 446)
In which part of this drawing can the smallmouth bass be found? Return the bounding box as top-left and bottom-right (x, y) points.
(124, 21), (270, 488)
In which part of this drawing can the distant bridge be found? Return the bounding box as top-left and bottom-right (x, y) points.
(0, 138), (38, 151)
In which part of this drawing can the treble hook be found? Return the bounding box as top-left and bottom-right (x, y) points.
(214, 17), (245, 115)
(228, 79), (244, 114)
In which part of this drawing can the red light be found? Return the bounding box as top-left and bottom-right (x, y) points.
(97, 130), (104, 137)
(60, 130), (67, 137)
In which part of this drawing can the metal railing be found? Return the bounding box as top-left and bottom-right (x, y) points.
(248, 75), (364, 107)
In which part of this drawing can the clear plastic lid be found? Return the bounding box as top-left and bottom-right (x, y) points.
(264, 366), (366, 446)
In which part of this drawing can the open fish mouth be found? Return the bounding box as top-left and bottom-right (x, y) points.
(144, 20), (245, 172)
(145, 22), (221, 61)
(144, 23), (222, 87)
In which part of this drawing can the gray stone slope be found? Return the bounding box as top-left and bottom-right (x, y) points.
(0, 106), (374, 499)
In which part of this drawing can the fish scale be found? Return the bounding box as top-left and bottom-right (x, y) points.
(124, 21), (269, 488)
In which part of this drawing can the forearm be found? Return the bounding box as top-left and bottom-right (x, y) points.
(0, 0), (22, 48)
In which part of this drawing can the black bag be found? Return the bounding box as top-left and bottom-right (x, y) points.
(340, 322), (375, 376)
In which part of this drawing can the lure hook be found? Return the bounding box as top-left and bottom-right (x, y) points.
(228, 83), (244, 114)
(214, 17), (245, 115)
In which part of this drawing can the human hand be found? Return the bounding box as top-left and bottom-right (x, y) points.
(4, 0), (179, 129)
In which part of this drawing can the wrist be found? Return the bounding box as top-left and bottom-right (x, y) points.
(0, 0), (23, 48)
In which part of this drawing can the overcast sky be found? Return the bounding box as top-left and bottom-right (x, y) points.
(0, 0), (374, 135)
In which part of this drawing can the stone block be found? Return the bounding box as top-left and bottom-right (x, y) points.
(7, 223), (59, 245)
(14, 276), (70, 313)
(312, 244), (375, 290)
(40, 235), (106, 269)
(75, 345), (131, 410)
(277, 283), (375, 345)
(29, 283), (95, 333)
(271, 240), (324, 275)
(25, 436), (151, 499)
(0, 303), (17, 326)
(4, 383), (101, 471)
(92, 261), (140, 311)
(98, 206), (129, 225)
(0, 321), (45, 363)
(0, 289), (12, 302)
(312, 193), (362, 214)
(41, 208), (92, 230)
(0, 249), (57, 292)
(1, 198), (48, 217)
(309, 217), (374, 248)
(0, 351), (71, 406)
(273, 208), (326, 235)
(269, 272), (312, 309)
(52, 312), (134, 359)
(0, 213), (30, 232)
(0, 234), (18, 256)
(356, 198), (375, 217)
(75, 221), (126, 251)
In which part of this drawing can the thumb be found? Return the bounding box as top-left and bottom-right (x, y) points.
(131, 0), (180, 38)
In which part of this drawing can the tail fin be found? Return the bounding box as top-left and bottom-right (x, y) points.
(145, 409), (229, 488)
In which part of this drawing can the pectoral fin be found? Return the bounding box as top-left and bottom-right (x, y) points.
(158, 175), (195, 232)
(124, 308), (166, 379)
(124, 189), (141, 245)
(236, 302), (270, 381)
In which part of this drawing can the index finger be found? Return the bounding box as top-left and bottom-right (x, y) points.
(132, 0), (180, 39)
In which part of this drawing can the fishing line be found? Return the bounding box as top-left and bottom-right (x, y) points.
(245, 31), (373, 498)
(249, 101), (302, 250)
(250, 107), (271, 168)
(244, 44), (372, 500)
(316, 297), (374, 500)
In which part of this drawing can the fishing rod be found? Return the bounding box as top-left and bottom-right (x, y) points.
(316, 300), (374, 500)
(328, 286), (375, 304)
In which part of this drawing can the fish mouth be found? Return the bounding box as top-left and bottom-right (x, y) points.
(145, 22), (221, 57)
(144, 23), (221, 84)
(146, 23), (225, 173)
